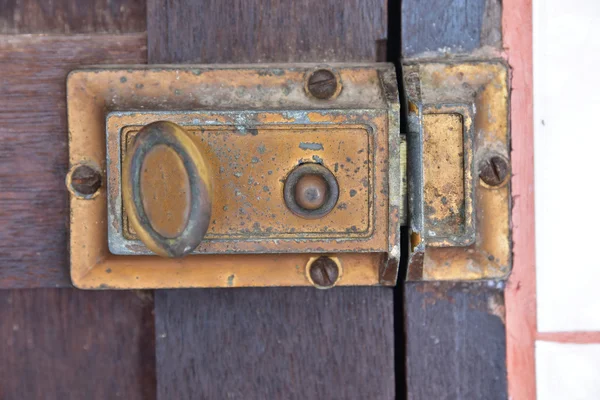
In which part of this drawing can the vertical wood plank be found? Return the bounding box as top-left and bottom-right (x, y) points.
(404, 282), (508, 400)
(0, 34), (155, 400)
(401, 0), (502, 58)
(0, 289), (156, 400)
(147, 1), (395, 398)
(401, 1), (509, 399)
(156, 288), (394, 399)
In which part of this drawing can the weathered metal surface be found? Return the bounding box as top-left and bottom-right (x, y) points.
(110, 110), (386, 255)
(66, 64), (404, 289)
(405, 61), (511, 281)
(122, 121), (213, 258)
(283, 163), (339, 219)
(422, 104), (475, 246)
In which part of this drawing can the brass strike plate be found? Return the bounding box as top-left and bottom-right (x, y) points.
(404, 61), (511, 281)
(66, 64), (404, 289)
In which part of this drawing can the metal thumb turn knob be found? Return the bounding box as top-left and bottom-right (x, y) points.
(122, 121), (213, 257)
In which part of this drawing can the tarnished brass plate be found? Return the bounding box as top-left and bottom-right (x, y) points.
(108, 112), (383, 255)
(405, 62), (511, 281)
(66, 64), (403, 289)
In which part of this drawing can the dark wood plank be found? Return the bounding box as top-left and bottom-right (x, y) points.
(156, 288), (395, 399)
(401, 0), (502, 57)
(401, 1), (509, 398)
(147, 1), (395, 398)
(404, 281), (508, 400)
(0, 288), (156, 400)
(148, 0), (387, 63)
(0, 34), (147, 288)
(0, 0), (146, 33)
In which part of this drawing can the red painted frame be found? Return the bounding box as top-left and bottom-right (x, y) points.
(504, 0), (536, 398)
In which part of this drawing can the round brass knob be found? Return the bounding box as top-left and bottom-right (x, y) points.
(283, 163), (339, 219)
(294, 174), (329, 210)
(123, 121), (212, 257)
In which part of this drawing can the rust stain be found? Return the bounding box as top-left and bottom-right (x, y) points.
(423, 113), (466, 237)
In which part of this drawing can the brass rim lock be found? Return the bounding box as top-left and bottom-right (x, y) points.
(65, 62), (511, 289)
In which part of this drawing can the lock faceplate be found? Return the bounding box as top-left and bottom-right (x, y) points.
(66, 64), (404, 289)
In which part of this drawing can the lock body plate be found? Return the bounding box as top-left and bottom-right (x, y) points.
(67, 64), (404, 289)
(107, 110), (388, 255)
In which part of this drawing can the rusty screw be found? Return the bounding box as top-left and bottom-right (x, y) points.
(70, 165), (102, 197)
(308, 257), (340, 288)
(295, 174), (328, 210)
(307, 69), (338, 100)
(479, 155), (509, 186)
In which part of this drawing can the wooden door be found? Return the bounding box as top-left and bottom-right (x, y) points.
(0, 1), (509, 399)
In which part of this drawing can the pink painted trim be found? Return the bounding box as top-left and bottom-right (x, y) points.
(537, 332), (600, 344)
(503, 0), (536, 399)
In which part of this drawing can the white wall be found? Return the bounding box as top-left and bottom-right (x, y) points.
(535, 0), (600, 333)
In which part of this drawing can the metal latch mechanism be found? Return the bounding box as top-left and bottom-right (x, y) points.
(67, 64), (404, 289)
(66, 62), (510, 290)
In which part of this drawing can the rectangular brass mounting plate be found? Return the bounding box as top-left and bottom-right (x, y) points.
(405, 61), (511, 281)
(67, 64), (404, 289)
(107, 111), (385, 255)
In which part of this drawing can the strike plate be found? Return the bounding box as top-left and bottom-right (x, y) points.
(66, 64), (405, 289)
(405, 61), (511, 281)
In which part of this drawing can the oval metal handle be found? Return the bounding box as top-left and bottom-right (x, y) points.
(123, 121), (213, 257)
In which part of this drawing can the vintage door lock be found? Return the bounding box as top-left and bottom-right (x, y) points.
(66, 62), (510, 289)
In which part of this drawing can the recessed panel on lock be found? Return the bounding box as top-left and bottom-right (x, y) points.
(66, 64), (404, 289)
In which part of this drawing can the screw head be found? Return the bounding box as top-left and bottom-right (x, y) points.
(307, 69), (338, 100)
(307, 257), (341, 288)
(68, 164), (102, 198)
(479, 155), (509, 186)
(295, 174), (328, 210)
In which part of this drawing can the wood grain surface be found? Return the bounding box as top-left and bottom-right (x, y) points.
(401, 0), (502, 57)
(0, 31), (156, 400)
(0, 0), (146, 33)
(0, 288), (156, 400)
(148, 0), (387, 63)
(155, 288), (395, 399)
(0, 34), (147, 288)
(147, 1), (396, 398)
(404, 282), (508, 400)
